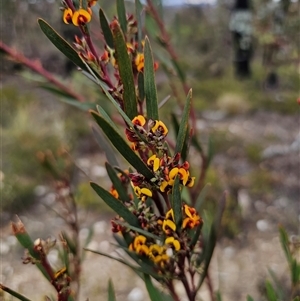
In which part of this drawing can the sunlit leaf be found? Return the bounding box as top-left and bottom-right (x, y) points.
(90, 182), (140, 227)
(116, 0), (127, 35)
(38, 19), (87, 71)
(171, 176), (182, 229)
(144, 37), (159, 120)
(111, 21), (138, 119)
(138, 72), (145, 102)
(99, 8), (114, 49)
(144, 274), (164, 301)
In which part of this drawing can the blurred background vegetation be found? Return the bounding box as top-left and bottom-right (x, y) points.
(1, 0), (299, 234)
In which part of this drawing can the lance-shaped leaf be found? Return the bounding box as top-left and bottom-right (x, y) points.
(108, 280), (116, 301)
(116, 0), (127, 35)
(99, 8), (114, 49)
(111, 21), (138, 119)
(171, 176), (182, 229)
(138, 72), (145, 102)
(38, 19), (87, 71)
(90, 110), (153, 180)
(144, 37), (159, 120)
(246, 296), (254, 301)
(279, 225), (292, 265)
(105, 162), (131, 203)
(92, 126), (119, 167)
(0, 284), (33, 301)
(12, 219), (51, 281)
(91, 182), (140, 227)
(85, 247), (162, 280)
(61, 231), (76, 255)
(144, 274), (165, 301)
(171, 113), (189, 161)
(265, 280), (278, 301)
(175, 89), (192, 155)
(114, 221), (161, 241)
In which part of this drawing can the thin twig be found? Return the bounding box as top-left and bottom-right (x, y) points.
(0, 40), (85, 102)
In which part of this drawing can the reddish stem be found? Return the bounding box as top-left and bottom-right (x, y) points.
(0, 40), (85, 102)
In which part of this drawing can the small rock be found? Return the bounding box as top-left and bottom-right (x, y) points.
(238, 189), (252, 217)
(91, 165), (106, 177)
(223, 246), (236, 259)
(41, 192), (56, 206)
(254, 200), (266, 213)
(256, 219), (269, 232)
(94, 221), (107, 234)
(99, 240), (110, 252)
(79, 228), (90, 241)
(127, 287), (144, 301)
(34, 185), (47, 196)
(47, 249), (59, 266)
(86, 240), (98, 251)
(0, 241), (10, 255)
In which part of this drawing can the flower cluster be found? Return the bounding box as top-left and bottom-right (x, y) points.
(62, 0), (96, 27)
(108, 114), (202, 275)
(126, 115), (195, 197)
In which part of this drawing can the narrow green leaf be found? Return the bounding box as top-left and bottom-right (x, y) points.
(92, 126), (119, 167)
(38, 19), (87, 71)
(171, 176), (182, 229)
(144, 37), (159, 120)
(13, 221), (51, 281)
(171, 113), (189, 161)
(216, 291), (222, 301)
(99, 8), (114, 49)
(108, 279), (116, 301)
(279, 225), (292, 265)
(85, 248), (142, 271)
(175, 89), (192, 155)
(116, 0), (127, 35)
(111, 21), (138, 119)
(96, 105), (118, 131)
(91, 182), (140, 227)
(135, 0), (143, 52)
(0, 284), (33, 301)
(85, 247), (162, 280)
(291, 259), (300, 284)
(144, 274), (164, 301)
(195, 183), (211, 212)
(265, 280), (278, 301)
(61, 231), (77, 255)
(189, 222), (203, 248)
(114, 221), (161, 241)
(138, 72), (145, 102)
(246, 295), (254, 301)
(105, 162), (131, 203)
(90, 110), (153, 180)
